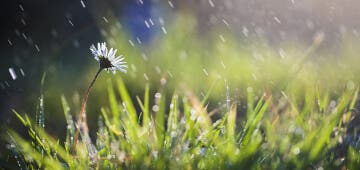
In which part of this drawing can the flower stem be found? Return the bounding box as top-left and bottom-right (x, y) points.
(73, 67), (102, 154)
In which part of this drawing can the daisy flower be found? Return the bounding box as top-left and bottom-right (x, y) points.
(73, 42), (128, 154)
(90, 42), (127, 73)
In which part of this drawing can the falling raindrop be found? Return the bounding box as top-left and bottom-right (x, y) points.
(274, 17), (281, 24)
(155, 66), (161, 74)
(222, 19), (229, 27)
(219, 34), (225, 42)
(15, 29), (20, 36)
(143, 73), (149, 81)
(167, 71), (173, 78)
(136, 37), (142, 44)
(19, 4), (24, 11)
(168, 1), (174, 8)
(158, 17), (164, 25)
(128, 40), (135, 47)
(68, 19), (74, 27)
(279, 48), (287, 59)
(149, 18), (154, 26)
(9, 68), (17, 80)
(200, 92), (205, 98)
(35, 44), (40, 52)
(220, 60), (226, 69)
(144, 20), (150, 28)
(21, 18), (26, 25)
(22, 33), (27, 40)
(80, 0), (86, 8)
(20, 68), (25, 76)
(203, 68), (209, 76)
(103, 17), (109, 23)
(208, 0), (215, 7)
(161, 26), (167, 34)
(142, 53), (148, 61)
(225, 79), (230, 112)
(242, 26), (249, 37)
(252, 73), (257, 81)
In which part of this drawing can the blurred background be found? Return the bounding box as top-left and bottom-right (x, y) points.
(1, 0), (360, 158)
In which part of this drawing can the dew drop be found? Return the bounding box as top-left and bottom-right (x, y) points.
(152, 105), (159, 112)
(155, 92), (161, 99)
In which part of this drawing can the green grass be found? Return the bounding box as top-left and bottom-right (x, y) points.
(6, 78), (360, 169)
(4, 14), (360, 169)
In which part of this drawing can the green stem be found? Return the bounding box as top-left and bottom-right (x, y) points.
(73, 67), (102, 154)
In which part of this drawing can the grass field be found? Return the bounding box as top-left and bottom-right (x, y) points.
(4, 15), (360, 169)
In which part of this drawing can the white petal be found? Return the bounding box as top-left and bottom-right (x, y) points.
(108, 48), (114, 59)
